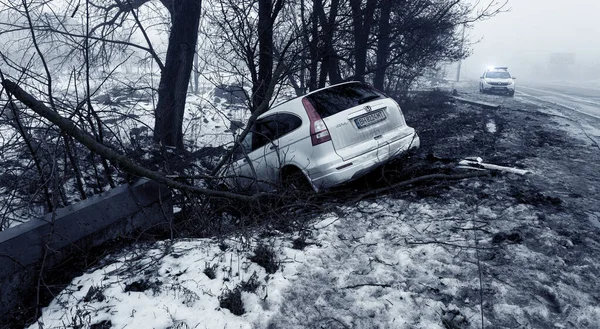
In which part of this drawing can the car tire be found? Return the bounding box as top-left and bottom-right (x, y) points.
(281, 167), (312, 192)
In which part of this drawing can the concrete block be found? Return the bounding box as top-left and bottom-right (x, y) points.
(0, 178), (172, 323)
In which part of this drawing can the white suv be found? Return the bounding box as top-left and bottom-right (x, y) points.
(222, 82), (420, 192)
(479, 67), (516, 96)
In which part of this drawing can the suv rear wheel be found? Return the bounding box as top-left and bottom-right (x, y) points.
(281, 167), (313, 192)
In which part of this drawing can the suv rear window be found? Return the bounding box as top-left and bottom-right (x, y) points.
(305, 83), (386, 118)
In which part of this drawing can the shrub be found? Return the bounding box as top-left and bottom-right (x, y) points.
(240, 272), (260, 293)
(250, 244), (279, 274)
(203, 263), (218, 280)
(219, 287), (244, 315)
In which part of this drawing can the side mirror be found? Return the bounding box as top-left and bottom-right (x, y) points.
(480, 76), (484, 79)
(512, 77), (517, 80)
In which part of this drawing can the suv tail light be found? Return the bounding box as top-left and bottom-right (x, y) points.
(392, 99), (406, 123)
(302, 97), (331, 146)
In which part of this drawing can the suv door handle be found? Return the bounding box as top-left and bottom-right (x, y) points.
(269, 145), (277, 150)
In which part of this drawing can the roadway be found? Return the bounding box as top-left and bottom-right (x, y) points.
(517, 81), (600, 148)
(518, 82), (600, 119)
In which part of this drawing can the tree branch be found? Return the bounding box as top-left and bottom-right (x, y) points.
(125, 0), (165, 71)
(210, 62), (286, 177)
(1, 78), (262, 203)
(346, 170), (492, 204)
(342, 283), (392, 289)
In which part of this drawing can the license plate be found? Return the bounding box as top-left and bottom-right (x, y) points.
(355, 110), (386, 129)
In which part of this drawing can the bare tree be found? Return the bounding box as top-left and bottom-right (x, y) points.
(153, 0), (202, 149)
(253, 0), (284, 110)
(349, 0), (378, 80)
(289, 0), (507, 93)
(202, 0), (290, 113)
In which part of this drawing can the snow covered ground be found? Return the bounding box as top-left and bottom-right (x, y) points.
(25, 87), (600, 328)
(26, 187), (600, 328)
(30, 195), (584, 329)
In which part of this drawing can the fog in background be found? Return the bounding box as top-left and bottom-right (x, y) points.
(460, 0), (600, 84)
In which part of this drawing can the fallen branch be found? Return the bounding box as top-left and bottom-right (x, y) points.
(346, 170), (492, 204)
(1, 78), (263, 202)
(210, 62), (287, 177)
(405, 238), (493, 250)
(342, 283), (392, 289)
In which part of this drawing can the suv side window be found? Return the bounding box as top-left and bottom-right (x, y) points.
(272, 113), (302, 140)
(250, 114), (302, 151)
(252, 118), (279, 151)
(232, 131), (253, 161)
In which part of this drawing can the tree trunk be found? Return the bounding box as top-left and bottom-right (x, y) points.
(153, 0), (201, 149)
(251, 0), (284, 111)
(350, 0), (377, 80)
(319, 0), (341, 86)
(308, 0), (319, 91)
(252, 0), (274, 111)
(373, 0), (392, 90)
(194, 46), (200, 95)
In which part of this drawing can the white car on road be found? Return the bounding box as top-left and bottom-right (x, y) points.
(479, 67), (516, 96)
(222, 82), (420, 192)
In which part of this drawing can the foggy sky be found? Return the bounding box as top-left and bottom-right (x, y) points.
(462, 0), (600, 82)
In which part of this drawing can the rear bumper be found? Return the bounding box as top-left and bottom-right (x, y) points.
(309, 129), (420, 191)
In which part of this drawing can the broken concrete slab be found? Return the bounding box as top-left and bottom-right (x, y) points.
(453, 96), (500, 109)
(0, 178), (172, 322)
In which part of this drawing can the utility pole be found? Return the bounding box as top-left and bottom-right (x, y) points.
(456, 23), (466, 82)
